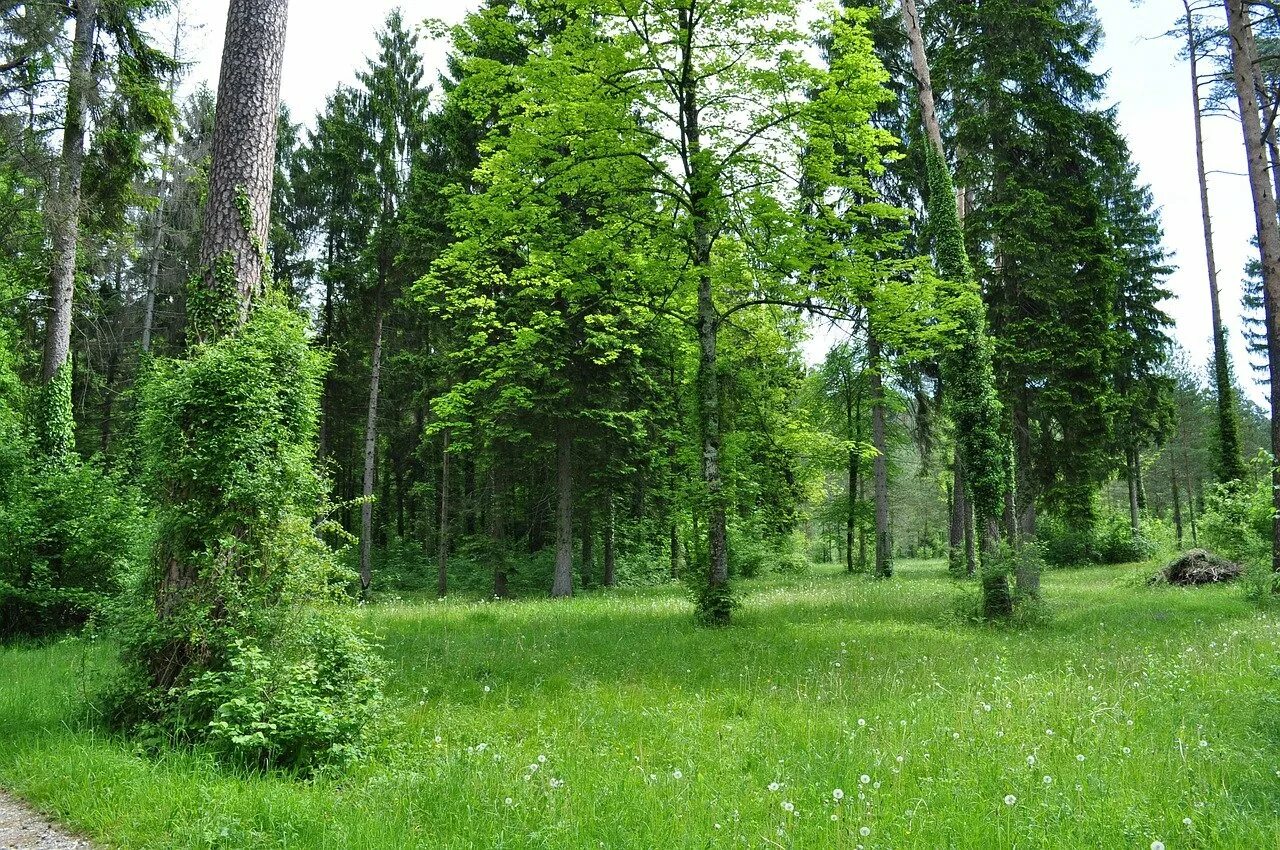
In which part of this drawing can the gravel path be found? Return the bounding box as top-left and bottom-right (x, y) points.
(0, 792), (92, 850)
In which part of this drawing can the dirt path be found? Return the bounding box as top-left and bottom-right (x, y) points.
(0, 791), (92, 850)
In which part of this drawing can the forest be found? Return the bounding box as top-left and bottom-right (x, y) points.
(2, 0), (1280, 847)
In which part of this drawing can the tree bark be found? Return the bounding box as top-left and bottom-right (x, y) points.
(901, 0), (945, 155)
(552, 423), (575, 597)
(196, 0), (288, 336)
(359, 300), (383, 598)
(1171, 464), (1184, 550)
(141, 21), (183, 355)
(1186, 1), (1245, 483)
(438, 428), (450, 597)
(1127, 447), (1141, 536)
(869, 333), (892, 579)
(949, 450), (966, 575)
(846, 377), (862, 574)
(1224, 0), (1280, 573)
(581, 501), (595, 588)
(964, 492), (977, 577)
(490, 467), (508, 598)
(603, 490), (617, 587)
(678, 4), (730, 622)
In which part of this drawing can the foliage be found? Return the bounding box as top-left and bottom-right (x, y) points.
(1038, 508), (1158, 568)
(169, 613), (384, 773)
(0, 433), (148, 639)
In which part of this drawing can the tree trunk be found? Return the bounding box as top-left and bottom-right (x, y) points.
(195, 0), (288, 338)
(670, 520), (681, 579)
(552, 424), (575, 597)
(1186, 2), (1245, 483)
(318, 233), (336, 459)
(869, 333), (892, 578)
(359, 300), (383, 598)
(581, 501), (595, 589)
(603, 491), (617, 587)
(1127, 447), (1140, 536)
(846, 380), (861, 574)
(141, 21), (182, 355)
(155, 0), (289, 627)
(490, 467), (508, 598)
(1171, 464), (1184, 550)
(901, 0), (945, 155)
(949, 450), (966, 576)
(37, 0), (97, 459)
(1224, 0), (1280, 573)
(438, 429), (450, 597)
(964, 493), (977, 577)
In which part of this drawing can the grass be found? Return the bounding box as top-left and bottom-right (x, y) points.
(2, 559), (1279, 849)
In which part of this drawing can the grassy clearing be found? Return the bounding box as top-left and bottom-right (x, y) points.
(1, 560), (1278, 849)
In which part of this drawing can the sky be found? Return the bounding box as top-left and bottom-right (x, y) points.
(180, 1), (1262, 401)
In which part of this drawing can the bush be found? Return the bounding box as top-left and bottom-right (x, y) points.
(0, 429), (149, 638)
(1039, 509), (1157, 567)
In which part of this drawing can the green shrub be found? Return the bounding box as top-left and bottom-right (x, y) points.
(173, 613), (384, 772)
(0, 429), (149, 638)
(1093, 511), (1157, 565)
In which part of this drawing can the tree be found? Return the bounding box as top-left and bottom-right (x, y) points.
(1224, 0), (1280, 574)
(901, 0), (1013, 614)
(1182, 0), (1246, 483)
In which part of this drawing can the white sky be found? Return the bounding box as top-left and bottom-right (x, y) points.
(181, 0), (1262, 401)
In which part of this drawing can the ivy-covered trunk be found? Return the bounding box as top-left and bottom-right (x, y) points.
(902, 0), (1012, 615)
(37, 0), (97, 461)
(949, 455), (967, 577)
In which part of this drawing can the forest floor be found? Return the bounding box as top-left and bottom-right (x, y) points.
(1, 560), (1278, 849)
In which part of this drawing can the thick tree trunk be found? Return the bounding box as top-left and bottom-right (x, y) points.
(196, 0), (288, 336)
(1186, 2), (1245, 483)
(437, 429), (449, 597)
(868, 333), (892, 579)
(359, 301), (383, 598)
(552, 424), (575, 597)
(1225, 0), (1280, 573)
(38, 0), (97, 459)
(156, 0), (288, 626)
(603, 491), (616, 587)
(901, 0), (945, 155)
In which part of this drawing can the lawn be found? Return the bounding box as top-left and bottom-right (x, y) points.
(1, 560), (1277, 849)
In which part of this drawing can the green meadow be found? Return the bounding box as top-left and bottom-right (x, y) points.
(2, 560), (1277, 849)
